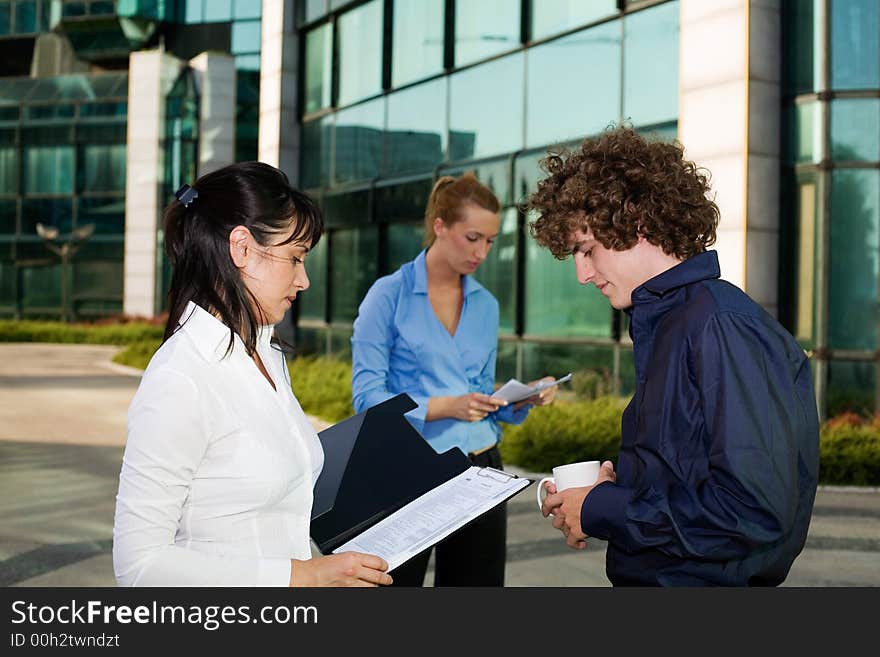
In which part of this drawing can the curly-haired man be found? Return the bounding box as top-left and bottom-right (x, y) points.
(530, 126), (819, 586)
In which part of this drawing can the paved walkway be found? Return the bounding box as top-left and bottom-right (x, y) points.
(1, 343), (878, 586)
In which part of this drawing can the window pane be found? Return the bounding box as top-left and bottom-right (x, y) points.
(233, 0), (261, 20)
(337, 0), (383, 106)
(386, 79), (447, 176)
(23, 146), (74, 194)
(303, 0), (328, 24)
(334, 97), (384, 184)
(392, 0), (444, 87)
(331, 227), (378, 322)
(830, 0), (879, 90)
(77, 197), (125, 235)
(21, 264), (61, 310)
(80, 143), (126, 193)
(22, 198), (73, 235)
(455, 0), (520, 67)
(296, 233), (327, 320)
(304, 23), (333, 114)
(525, 233), (613, 337)
(204, 0), (232, 22)
(387, 222), (423, 274)
(449, 52), (524, 161)
(828, 169), (880, 350)
(473, 207), (517, 334)
(301, 115), (333, 189)
(231, 19), (261, 54)
(323, 187), (370, 226)
(374, 177), (433, 223)
(0, 146), (17, 194)
(527, 21), (621, 148)
(783, 0), (818, 95)
(831, 99), (880, 162)
(0, 4), (10, 35)
(531, 0), (616, 42)
(440, 157), (510, 207)
(521, 342), (622, 392)
(16, 0), (37, 33)
(623, 1), (678, 128)
(0, 199), (16, 234)
(827, 360), (875, 416)
(185, 0), (203, 23)
(785, 101), (822, 165)
(794, 177), (817, 345)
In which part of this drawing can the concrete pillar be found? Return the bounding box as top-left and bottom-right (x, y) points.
(259, 0), (300, 182)
(123, 50), (182, 318)
(678, 0), (782, 315)
(190, 51), (237, 176)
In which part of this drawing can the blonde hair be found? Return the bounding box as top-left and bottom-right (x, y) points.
(423, 172), (501, 247)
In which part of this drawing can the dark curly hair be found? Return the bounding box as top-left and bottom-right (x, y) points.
(526, 125), (719, 260)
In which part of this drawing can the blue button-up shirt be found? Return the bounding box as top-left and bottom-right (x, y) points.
(351, 249), (529, 455)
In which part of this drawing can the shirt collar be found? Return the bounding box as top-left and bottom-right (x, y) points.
(413, 248), (485, 297)
(631, 250), (721, 305)
(178, 301), (273, 361)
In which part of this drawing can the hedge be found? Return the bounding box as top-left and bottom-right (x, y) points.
(0, 319), (163, 345)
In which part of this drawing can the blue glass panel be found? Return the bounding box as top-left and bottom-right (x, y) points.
(337, 0), (383, 106)
(79, 143), (126, 193)
(330, 226), (378, 322)
(304, 23), (333, 114)
(16, 0), (38, 31)
(301, 115), (333, 189)
(827, 360), (875, 416)
(828, 169), (880, 350)
(386, 222), (423, 274)
(527, 21), (621, 148)
(234, 54), (260, 71)
(303, 0), (327, 24)
(473, 207), (517, 334)
(0, 4), (10, 35)
(77, 197), (124, 235)
(204, 0), (232, 22)
(455, 0), (520, 67)
(184, 0), (203, 23)
(0, 199), (16, 233)
(392, 0), (444, 87)
(440, 158), (511, 207)
(22, 197), (73, 235)
(386, 78), (446, 176)
(231, 19), (260, 53)
(0, 147), (16, 195)
(831, 0), (880, 90)
(623, 1), (678, 128)
(295, 232), (327, 320)
(449, 52), (524, 161)
(334, 97), (384, 184)
(831, 98), (880, 162)
(23, 146), (74, 194)
(785, 101), (822, 165)
(233, 0), (261, 20)
(531, 0), (616, 41)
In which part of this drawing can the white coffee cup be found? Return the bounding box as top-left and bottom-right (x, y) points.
(536, 460), (601, 510)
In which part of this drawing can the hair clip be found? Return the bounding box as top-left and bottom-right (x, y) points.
(175, 184), (199, 208)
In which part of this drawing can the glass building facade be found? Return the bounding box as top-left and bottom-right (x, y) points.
(296, 0), (679, 392)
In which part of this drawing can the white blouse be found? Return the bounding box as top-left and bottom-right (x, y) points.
(113, 302), (324, 586)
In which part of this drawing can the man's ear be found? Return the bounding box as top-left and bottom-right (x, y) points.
(229, 225), (251, 268)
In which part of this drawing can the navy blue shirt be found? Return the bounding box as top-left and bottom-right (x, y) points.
(581, 251), (819, 586)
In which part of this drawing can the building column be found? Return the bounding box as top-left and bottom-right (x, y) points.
(678, 0), (782, 315)
(259, 0), (299, 182)
(190, 52), (237, 176)
(123, 50), (182, 318)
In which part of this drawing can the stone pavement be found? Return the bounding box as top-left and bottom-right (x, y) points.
(1, 343), (878, 587)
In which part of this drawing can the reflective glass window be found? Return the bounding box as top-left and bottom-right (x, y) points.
(440, 158), (510, 206)
(831, 0), (879, 90)
(392, 0), (444, 87)
(77, 197), (124, 235)
(304, 23), (333, 115)
(21, 198), (73, 235)
(303, 0), (328, 24)
(794, 174), (818, 345)
(301, 115), (333, 189)
(387, 222), (424, 273)
(334, 97), (385, 184)
(296, 233), (327, 320)
(233, 0), (261, 20)
(521, 342), (623, 392)
(831, 99), (880, 162)
(331, 226), (378, 322)
(337, 0), (383, 106)
(785, 101), (822, 165)
(828, 169), (880, 350)
(524, 223), (612, 337)
(0, 199), (16, 234)
(23, 145), (74, 194)
(455, 0), (520, 67)
(526, 21), (621, 148)
(79, 143), (126, 193)
(386, 79), (447, 176)
(531, 0), (616, 42)
(449, 52), (524, 161)
(473, 207), (517, 334)
(323, 188), (371, 226)
(374, 177), (433, 223)
(827, 360), (875, 416)
(0, 146), (16, 194)
(232, 20), (261, 54)
(185, 0), (203, 23)
(16, 0), (37, 32)
(623, 1), (678, 128)
(21, 264), (61, 310)
(204, 0), (232, 22)
(0, 4), (11, 35)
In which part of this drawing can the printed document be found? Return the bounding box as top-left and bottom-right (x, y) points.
(333, 466), (530, 571)
(491, 373), (573, 404)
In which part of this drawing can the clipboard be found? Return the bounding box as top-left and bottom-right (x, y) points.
(310, 394), (532, 569)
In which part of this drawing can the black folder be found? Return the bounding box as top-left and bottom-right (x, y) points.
(310, 393), (528, 556)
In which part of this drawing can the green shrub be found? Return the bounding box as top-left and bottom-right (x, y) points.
(112, 339), (163, 370)
(500, 396), (628, 472)
(819, 413), (880, 485)
(0, 320), (163, 345)
(288, 356), (354, 423)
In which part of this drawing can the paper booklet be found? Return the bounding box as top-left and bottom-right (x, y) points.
(491, 373), (572, 404)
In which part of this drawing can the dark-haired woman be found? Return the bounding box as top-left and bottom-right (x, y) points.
(351, 173), (556, 586)
(113, 162), (391, 587)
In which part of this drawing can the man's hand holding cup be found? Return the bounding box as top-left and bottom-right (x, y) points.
(538, 460), (616, 549)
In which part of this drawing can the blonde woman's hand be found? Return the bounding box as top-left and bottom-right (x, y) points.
(513, 376), (558, 411)
(290, 552), (393, 587)
(447, 392), (506, 422)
